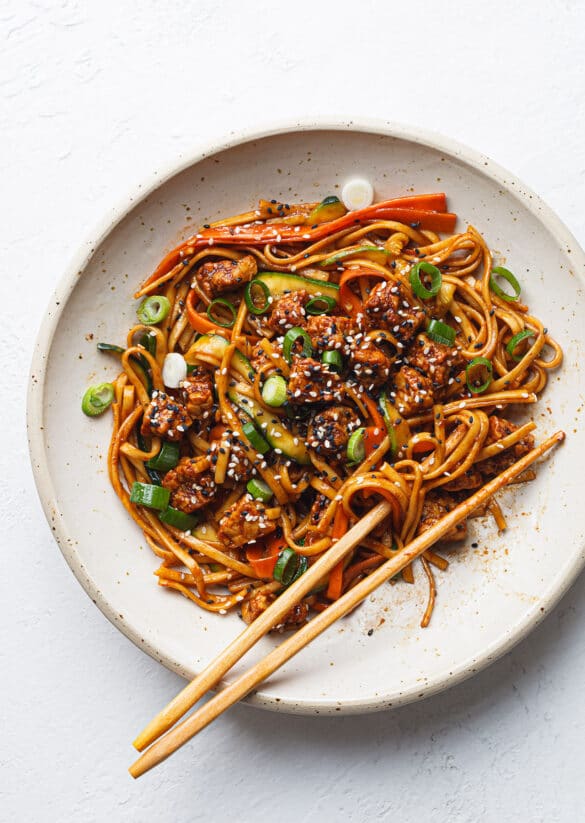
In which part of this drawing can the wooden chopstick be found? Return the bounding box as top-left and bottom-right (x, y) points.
(133, 499), (393, 752)
(129, 431), (564, 779)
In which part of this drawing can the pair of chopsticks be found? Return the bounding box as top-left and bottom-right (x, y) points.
(129, 431), (564, 778)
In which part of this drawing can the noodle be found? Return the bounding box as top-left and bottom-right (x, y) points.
(93, 190), (562, 630)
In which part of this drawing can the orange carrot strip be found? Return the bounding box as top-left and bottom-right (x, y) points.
(326, 508), (349, 600)
(186, 290), (231, 337)
(361, 393), (385, 431)
(187, 208), (456, 248)
(246, 534), (286, 579)
(138, 195), (454, 292)
(363, 426), (386, 457)
(338, 267), (392, 315)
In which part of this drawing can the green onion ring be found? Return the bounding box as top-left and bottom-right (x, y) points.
(283, 327), (313, 363)
(346, 427), (366, 464)
(81, 383), (115, 417)
(261, 374), (288, 407)
(129, 481), (170, 510)
(321, 350), (343, 372)
(206, 298), (236, 328)
(489, 266), (521, 302)
(465, 357), (493, 394)
(273, 548), (308, 586)
(409, 261), (442, 299)
(506, 329), (536, 362)
(244, 280), (271, 315)
(246, 478), (273, 502)
(137, 295), (171, 325)
(305, 295), (337, 315)
(159, 507), (199, 530)
(241, 421), (270, 454)
(426, 318), (456, 346)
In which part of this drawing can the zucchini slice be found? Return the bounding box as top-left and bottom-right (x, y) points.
(379, 390), (411, 458)
(185, 334), (254, 383)
(309, 195), (347, 224)
(321, 245), (391, 267)
(253, 271), (339, 304)
(228, 388), (310, 465)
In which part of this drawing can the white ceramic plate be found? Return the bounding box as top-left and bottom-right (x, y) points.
(28, 120), (585, 715)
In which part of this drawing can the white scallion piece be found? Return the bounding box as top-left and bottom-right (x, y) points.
(162, 352), (187, 388)
(341, 178), (374, 211)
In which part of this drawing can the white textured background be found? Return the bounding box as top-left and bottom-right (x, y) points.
(3, 2), (585, 821)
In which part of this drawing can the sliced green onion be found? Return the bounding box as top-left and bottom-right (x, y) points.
(137, 295), (171, 325)
(129, 481), (170, 510)
(244, 280), (271, 315)
(506, 329), (536, 362)
(465, 357), (493, 394)
(289, 555), (308, 584)
(321, 350), (343, 372)
(246, 478), (273, 502)
(273, 548), (308, 586)
(97, 342), (125, 354)
(346, 427), (366, 463)
(426, 319), (456, 346)
(283, 327), (313, 363)
(409, 261), (442, 299)
(305, 296), (337, 315)
(490, 266), (521, 302)
(159, 506), (198, 530)
(146, 442), (180, 472)
(81, 383), (115, 417)
(241, 421), (270, 454)
(206, 298), (236, 328)
(262, 374), (287, 407)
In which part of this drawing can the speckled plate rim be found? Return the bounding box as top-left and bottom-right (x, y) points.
(27, 117), (585, 715)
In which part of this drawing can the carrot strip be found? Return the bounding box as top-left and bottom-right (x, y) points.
(188, 208), (456, 248)
(246, 535), (285, 579)
(339, 271), (365, 314)
(138, 195), (454, 292)
(326, 508), (349, 600)
(373, 193), (448, 212)
(363, 426), (386, 458)
(186, 290), (231, 337)
(361, 393), (385, 431)
(209, 424), (227, 441)
(338, 267), (393, 315)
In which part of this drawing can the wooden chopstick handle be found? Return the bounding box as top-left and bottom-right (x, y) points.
(129, 431), (564, 779)
(133, 500), (391, 751)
